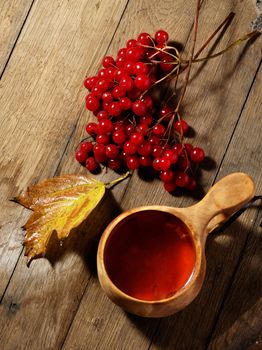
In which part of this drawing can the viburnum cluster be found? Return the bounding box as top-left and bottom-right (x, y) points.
(75, 30), (205, 192)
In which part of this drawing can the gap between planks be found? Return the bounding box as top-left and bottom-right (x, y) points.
(0, 0), (36, 79)
(0, 0), (130, 301)
(61, 9), (261, 350)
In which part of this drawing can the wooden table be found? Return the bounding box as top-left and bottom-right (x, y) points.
(0, 1), (261, 349)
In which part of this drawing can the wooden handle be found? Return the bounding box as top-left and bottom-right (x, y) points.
(189, 173), (255, 235)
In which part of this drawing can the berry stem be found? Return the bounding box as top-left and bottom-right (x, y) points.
(174, 0), (200, 115)
(105, 171), (130, 189)
(193, 11), (235, 60)
(182, 31), (260, 64)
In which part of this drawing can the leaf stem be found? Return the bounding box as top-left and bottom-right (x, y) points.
(105, 172), (130, 189)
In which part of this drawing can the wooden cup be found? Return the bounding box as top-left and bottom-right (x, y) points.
(97, 173), (255, 317)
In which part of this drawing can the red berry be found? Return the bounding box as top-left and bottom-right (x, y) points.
(138, 141), (152, 156)
(86, 96), (100, 111)
(153, 124), (166, 137)
(84, 76), (97, 90)
(118, 48), (127, 57)
(126, 47), (142, 62)
(84, 78), (93, 90)
(160, 170), (174, 182)
(173, 143), (183, 155)
(123, 141), (137, 155)
(126, 156), (139, 170)
(152, 145), (164, 158)
(86, 157), (99, 172)
(112, 130), (126, 144)
(102, 56), (115, 68)
(80, 141), (93, 154)
(164, 149), (178, 164)
(175, 171), (189, 187)
(116, 56), (126, 68)
(133, 62), (149, 75)
(124, 61), (134, 75)
(137, 123), (148, 135)
(103, 102), (110, 112)
(75, 150), (87, 163)
(140, 115), (153, 125)
(184, 143), (193, 154)
(97, 119), (113, 134)
(159, 157), (171, 171)
(160, 57), (174, 73)
(134, 74), (151, 91)
(155, 30), (169, 44)
(164, 181), (176, 192)
(106, 67), (116, 79)
(159, 106), (173, 121)
(114, 122), (125, 131)
(98, 69), (107, 78)
(125, 124), (136, 135)
(175, 120), (189, 135)
(102, 90), (113, 102)
(93, 144), (107, 162)
(107, 158), (122, 170)
(152, 158), (162, 171)
(130, 132), (144, 145)
(114, 68), (127, 81)
(190, 147), (205, 163)
(106, 144), (119, 159)
(126, 39), (137, 48)
(142, 95), (153, 110)
(155, 44), (169, 59)
(139, 156), (152, 167)
(149, 136), (161, 145)
(86, 122), (98, 136)
(132, 100), (147, 116)
(112, 86), (126, 99)
(97, 110), (109, 120)
(137, 32), (152, 46)
(119, 97), (132, 110)
(120, 75), (134, 91)
(96, 134), (110, 144)
(108, 102), (122, 117)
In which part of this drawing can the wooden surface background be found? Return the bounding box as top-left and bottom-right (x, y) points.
(0, 0), (261, 349)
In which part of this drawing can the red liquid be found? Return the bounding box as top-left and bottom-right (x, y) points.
(104, 210), (196, 301)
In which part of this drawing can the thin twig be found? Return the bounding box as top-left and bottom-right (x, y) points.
(194, 12), (235, 59)
(184, 31), (260, 63)
(174, 11), (236, 78)
(174, 0), (200, 115)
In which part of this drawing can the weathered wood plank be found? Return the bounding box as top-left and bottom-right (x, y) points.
(0, 0), (203, 349)
(0, 0), (34, 76)
(0, 0), (128, 346)
(207, 63), (262, 350)
(62, 1), (262, 349)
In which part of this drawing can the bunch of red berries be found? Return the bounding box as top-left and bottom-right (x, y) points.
(75, 30), (205, 192)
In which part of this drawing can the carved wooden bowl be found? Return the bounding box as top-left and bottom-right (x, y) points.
(97, 173), (255, 317)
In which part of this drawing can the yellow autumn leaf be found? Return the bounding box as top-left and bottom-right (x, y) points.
(14, 174), (107, 263)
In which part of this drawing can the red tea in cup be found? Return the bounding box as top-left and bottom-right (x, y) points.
(104, 210), (196, 301)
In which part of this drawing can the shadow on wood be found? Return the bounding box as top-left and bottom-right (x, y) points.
(44, 190), (122, 274)
(125, 217), (261, 349)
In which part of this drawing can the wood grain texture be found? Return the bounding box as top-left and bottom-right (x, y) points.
(0, 0), (34, 76)
(0, 0), (261, 349)
(207, 63), (262, 350)
(62, 0), (262, 349)
(0, 0), (129, 348)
